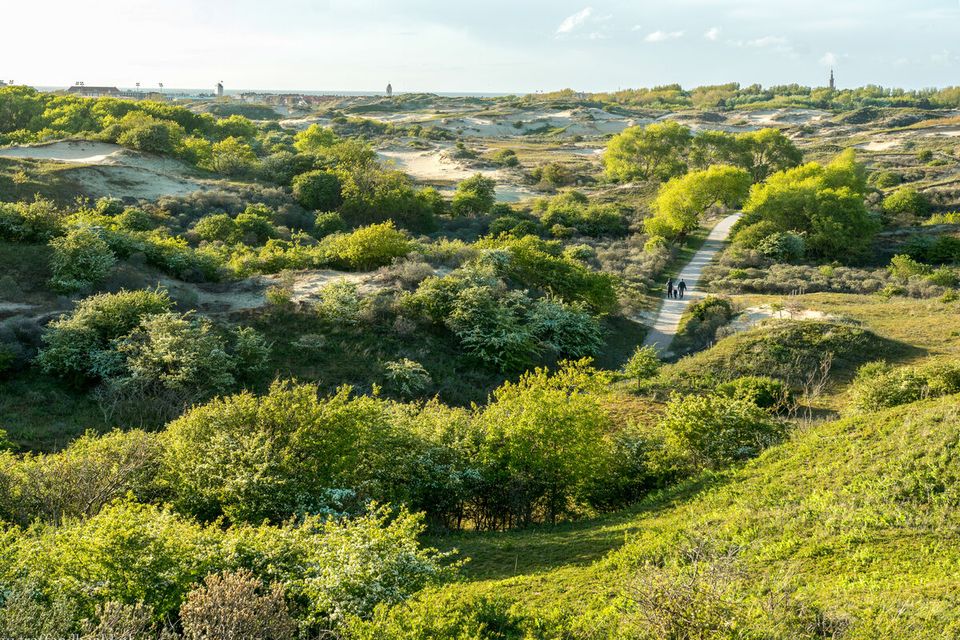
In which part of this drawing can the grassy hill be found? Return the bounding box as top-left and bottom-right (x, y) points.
(430, 393), (960, 638)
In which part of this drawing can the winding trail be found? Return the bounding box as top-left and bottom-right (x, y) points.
(642, 213), (742, 356)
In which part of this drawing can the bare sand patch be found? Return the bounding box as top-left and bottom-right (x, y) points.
(0, 140), (125, 163)
(730, 305), (833, 333)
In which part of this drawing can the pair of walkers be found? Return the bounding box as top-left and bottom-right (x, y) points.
(666, 277), (687, 299)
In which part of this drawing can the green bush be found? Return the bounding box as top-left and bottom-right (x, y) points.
(162, 381), (397, 523)
(383, 358), (432, 399)
(314, 211), (347, 237)
(293, 170), (344, 211)
(661, 393), (785, 470)
(534, 191), (627, 237)
(0, 198), (63, 242)
(851, 359), (960, 412)
(715, 376), (792, 411)
(451, 174), (496, 216)
(48, 227), (117, 293)
(37, 289), (173, 383)
(883, 187), (930, 217)
(320, 222), (411, 270)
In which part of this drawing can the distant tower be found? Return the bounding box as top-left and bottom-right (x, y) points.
(829, 69), (835, 91)
(386, 82), (393, 98)
(216, 81), (224, 98)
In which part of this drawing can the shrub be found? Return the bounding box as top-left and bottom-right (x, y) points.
(661, 393), (785, 470)
(451, 174), (496, 216)
(490, 148), (520, 167)
(715, 376), (792, 411)
(889, 254), (929, 281)
(48, 227), (117, 293)
(755, 231), (805, 262)
(293, 170), (343, 211)
(0, 198), (63, 241)
(314, 211), (347, 237)
(194, 213), (238, 243)
(534, 191), (627, 237)
(180, 570), (296, 640)
(210, 136), (257, 176)
(528, 298), (605, 358)
(98, 312), (264, 424)
(321, 222), (411, 270)
(851, 359), (960, 412)
(883, 187), (930, 217)
(161, 382), (393, 522)
(36, 289), (173, 383)
(477, 361), (612, 525)
(870, 171), (902, 188)
(383, 359), (432, 399)
(315, 280), (364, 324)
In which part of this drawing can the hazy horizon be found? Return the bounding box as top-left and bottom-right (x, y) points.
(4, 0), (960, 93)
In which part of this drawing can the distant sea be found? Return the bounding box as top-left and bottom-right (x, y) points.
(34, 86), (515, 99)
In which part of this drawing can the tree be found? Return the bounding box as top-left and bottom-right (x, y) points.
(622, 345), (661, 389)
(48, 227), (116, 293)
(645, 165), (752, 239)
(292, 170), (343, 211)
(738, 128), (803, 181)
(740, 150), (878, 261)
(451, 174), (496, 216)
(604, 122), (692, 182)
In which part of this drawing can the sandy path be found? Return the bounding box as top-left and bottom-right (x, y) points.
(642, 213), (741, 355)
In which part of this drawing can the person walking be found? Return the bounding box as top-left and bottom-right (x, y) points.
(666, 277), (674, 299)
(677, 279), (687, 299)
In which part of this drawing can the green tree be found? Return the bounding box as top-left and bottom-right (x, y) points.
(604, 122), (692, 182)
(622, 345), (661, 389)
(645, 165), (752, 239)
(740, 150), (878, 261)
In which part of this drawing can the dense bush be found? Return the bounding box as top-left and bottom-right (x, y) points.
(48, 227), (116, 292)
(660, 393), (785, 470)
(37, 289), (173, 384)
(320, 221), (411, 270)
(533, 191), (627, 237)
(604, 121), (691, 182)
(715, 376), (793, 411)
(451, 174), (496, 216)
(883, 187), (930, 217)
(0, 198), (63, 242)
(850, 359), (960, 412)
(293, 170), (343, 211)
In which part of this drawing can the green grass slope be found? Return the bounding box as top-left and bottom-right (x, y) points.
(433, 394), (960, 638)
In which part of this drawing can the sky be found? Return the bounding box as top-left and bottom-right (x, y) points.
(2, 0), (959, 93)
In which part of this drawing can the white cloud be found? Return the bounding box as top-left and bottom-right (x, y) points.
(645, 30), (685, 43)
(556, 7), (593, 34)
(704, 26), (721, 41)
(631, 24), (643, 31)
(820, 52), (837, 66)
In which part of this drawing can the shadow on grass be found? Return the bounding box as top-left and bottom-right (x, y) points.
(427, 472), (731, 582)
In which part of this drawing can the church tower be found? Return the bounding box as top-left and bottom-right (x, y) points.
(829, 69), (835, 91)
(386, 82), (393, 97)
